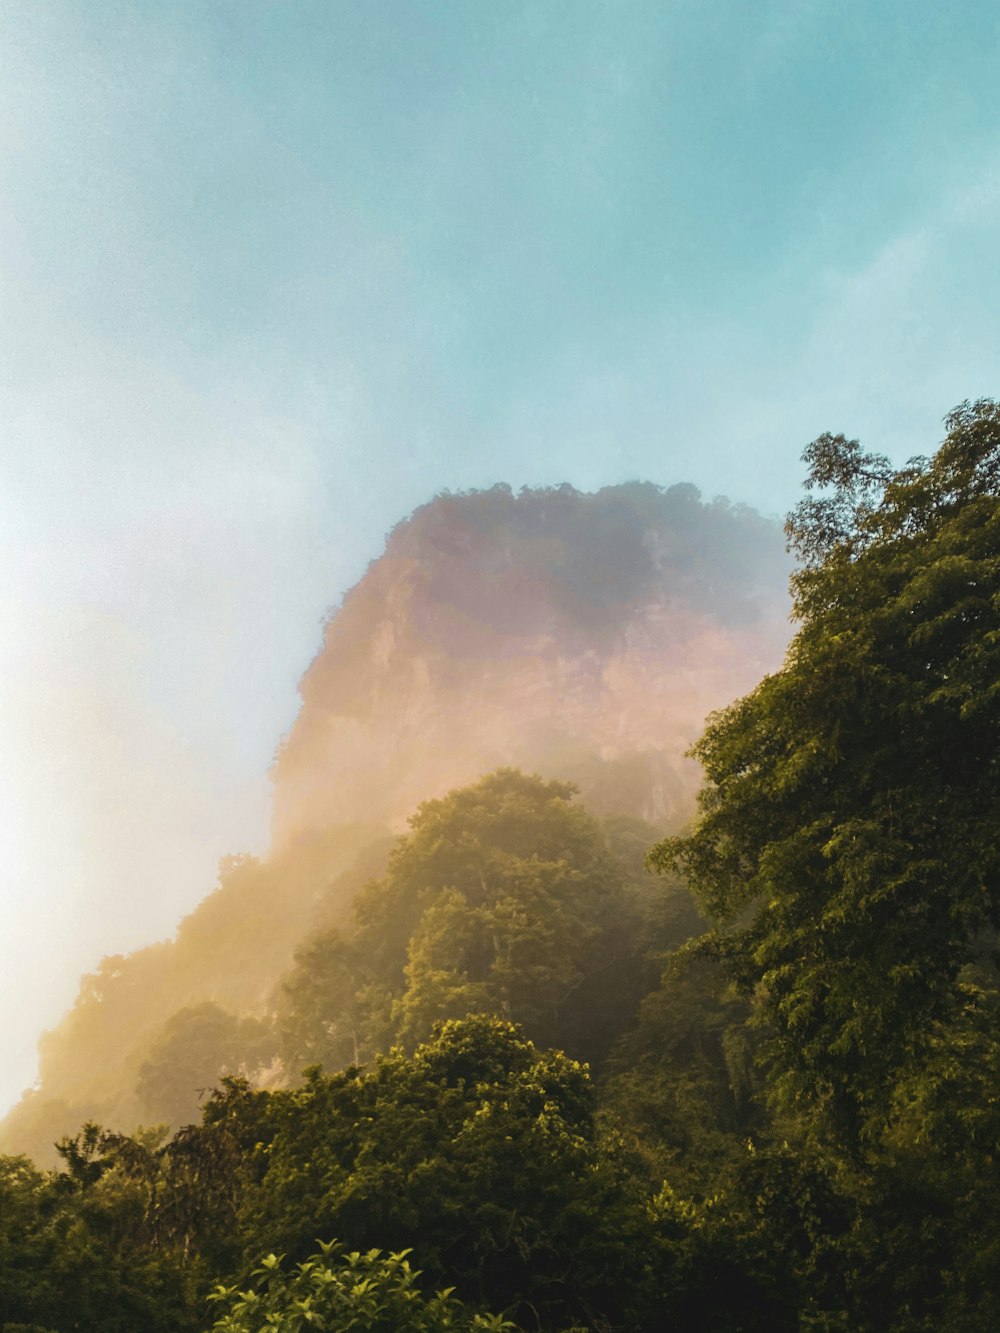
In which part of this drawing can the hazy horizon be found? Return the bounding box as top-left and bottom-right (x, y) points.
(3, 0), (1000, 1117)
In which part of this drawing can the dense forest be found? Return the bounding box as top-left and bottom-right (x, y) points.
(3, 400), (1000, 1330)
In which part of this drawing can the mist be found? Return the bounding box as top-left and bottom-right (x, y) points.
(3, 0), (1000, 1121)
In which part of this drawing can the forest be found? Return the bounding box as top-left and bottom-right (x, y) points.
(2, 400), (1000, 1331)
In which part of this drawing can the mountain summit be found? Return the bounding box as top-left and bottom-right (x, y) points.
(273, 481), (791, 841)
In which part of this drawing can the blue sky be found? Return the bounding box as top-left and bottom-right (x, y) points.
(2, 0), (999, 1114)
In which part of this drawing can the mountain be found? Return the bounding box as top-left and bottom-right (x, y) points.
(1, 480), (791, 1162)
(273, 481), (791, 841)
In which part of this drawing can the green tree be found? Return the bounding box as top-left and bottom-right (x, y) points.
(277, 930), (376, 1073)
(650, 400), (1000, 1151)
(603, 947), (760, 1194)
(137, 1002), (275, 1128)
(207, 1241), (514, 1332)
(236, 1017), (652, 1330)
(0, 1142), (201, 1332)
(395, 861), (590, 1051)
(277, 770), (664, 1075)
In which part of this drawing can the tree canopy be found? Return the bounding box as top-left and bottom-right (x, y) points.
(277, 769), (678, 1077)
(649, 399), (1000, 1147)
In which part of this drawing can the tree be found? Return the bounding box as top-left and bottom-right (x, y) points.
(236, 1016), (651, 1330)
(0, 1142), (201, 1333)
(603, 947), (760, 1194)
(137, 1002), (275, 1128)
(649, 400), (1000, 1150)
(277, 930), (376, 1073)
(207, 1241), (514, 1332)
(276, 769), (660, 1073)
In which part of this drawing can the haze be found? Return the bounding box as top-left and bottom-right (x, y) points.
(2, 0), (999, 1116)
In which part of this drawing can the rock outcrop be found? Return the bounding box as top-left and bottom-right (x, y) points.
(273, 481), (792, 839)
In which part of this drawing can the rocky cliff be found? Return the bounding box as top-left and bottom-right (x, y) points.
(273, 481), (792, 840)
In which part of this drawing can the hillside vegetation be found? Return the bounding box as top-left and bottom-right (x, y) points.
(3, 403), (1000, 1329)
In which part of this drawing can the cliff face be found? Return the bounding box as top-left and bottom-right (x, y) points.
(272, 482), (792, 839)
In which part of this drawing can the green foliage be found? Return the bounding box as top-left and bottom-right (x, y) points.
(603, 947), (761, 1193)
(277, 929), (375, 1071)
(137, 1001), (275, 1128)
(207, 1241), (514, 1332)
(277, 770), (678, 1077)
(0, 1143), (202, 1332)
(650, 400), (1000, 1149)
(1, 774), (707, 1330)
(237, 1016), (651, 1329)
(831, 978), (1000, 1331)
(639, 401), (1000, 1328)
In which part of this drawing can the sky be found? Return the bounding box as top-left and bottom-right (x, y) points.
(1, 0), (999, 1116)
